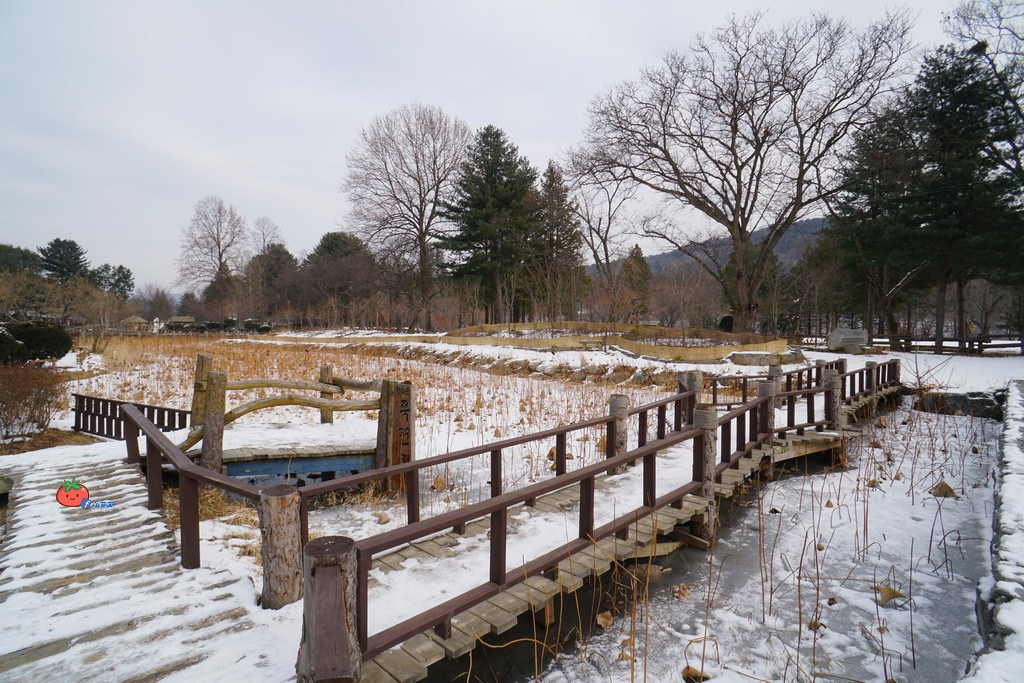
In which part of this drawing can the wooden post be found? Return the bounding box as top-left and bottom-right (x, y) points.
(692, 404), (718, 542)
(200, 370), (227, 473)
(179, 475), (200, 569)
(296, 536), (360, 683)
(259, 485), (303, 609)
(767, 364), (782, 406)
(757, 380), (776, 444)
(608, 394), (628, 473)
(814, 359), (826, 386)
(146, 436), (162, 510)
(865, 361), (877, 393)
(190, 353), (213, 427)
(375, 380), (416, 474)
(685, 370), (703, 396)
(319, 365), (333, 425)
(824, 369), (842, 430)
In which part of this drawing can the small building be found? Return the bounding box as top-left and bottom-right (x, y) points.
(119, 315), (149, 332)
(167, 316), (196, 331)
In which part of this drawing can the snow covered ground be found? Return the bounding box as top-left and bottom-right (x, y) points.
(543, 399), (999, 682)
(4, 338), (1024, 681)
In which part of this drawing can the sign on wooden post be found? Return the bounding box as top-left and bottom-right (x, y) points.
(375, 380), (415, 473)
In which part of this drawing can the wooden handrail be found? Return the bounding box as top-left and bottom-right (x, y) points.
(121, 405), (260, 500)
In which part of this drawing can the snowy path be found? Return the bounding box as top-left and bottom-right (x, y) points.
(0, 442), (299, 683)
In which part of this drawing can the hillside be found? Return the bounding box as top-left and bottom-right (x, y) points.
(645, 217), (825, 274)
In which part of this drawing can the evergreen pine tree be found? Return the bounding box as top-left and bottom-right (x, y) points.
(440, 125), (540, 323)
(827, 108), (927, 348)
(525, 162), (586, 319)
(621, 245), (652, 320)
(38, 238), (90, 283)
(908, 45), (1023, 350)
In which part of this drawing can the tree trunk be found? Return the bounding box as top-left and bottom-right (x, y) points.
(935, 277), (949, 354)
(956, 280), (967, 351)
(417, 239), (433, 332)
(883, 301), (902, 351)
(866, 285), (875, 342)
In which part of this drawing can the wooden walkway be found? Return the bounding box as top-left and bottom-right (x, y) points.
(0, 447), (287, 682)
(357, 385), (900, 682)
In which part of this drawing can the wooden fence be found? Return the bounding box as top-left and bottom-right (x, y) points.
(72, 393), (189, 440)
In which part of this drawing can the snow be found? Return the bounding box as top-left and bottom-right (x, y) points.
(542, 400), (1000, 682)
(53, 349), (105, 371)
(5, 337), (1024, 681)
(963, 381), (1024, 681)
(274, 328), (444, 339)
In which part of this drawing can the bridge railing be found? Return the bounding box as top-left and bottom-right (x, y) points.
(708, 360), (846, 408)
(72, 393), (189, 440)
(296, 387), (699, 547)
(304, 371), (858, 669)
(120, 404), (260, 570)
(839, 359), (901, 404)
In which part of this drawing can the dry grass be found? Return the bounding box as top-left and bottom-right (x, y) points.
(160, 485), (258, 531)
(0, 428), (100, 456)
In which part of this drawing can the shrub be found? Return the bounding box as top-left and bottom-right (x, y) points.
(3, 322), (73, 361)
(0, 327), (27, 364)
(0, 365), (64, 439)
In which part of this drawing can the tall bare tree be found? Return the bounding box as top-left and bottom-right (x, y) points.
(581, 12), (913, 331)
(567, 158), (638, 322)
(343, 103), (471, 330)
(175, 195), (248, 291)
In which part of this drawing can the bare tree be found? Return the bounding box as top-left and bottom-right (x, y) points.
(175, 195), (248, 291)
(566, 158), (638, 322)
(343, 103), (471, 330)
(250, 216), (283, 255)
(946, 0), (1024, 181)
(581, 12), (913, 331)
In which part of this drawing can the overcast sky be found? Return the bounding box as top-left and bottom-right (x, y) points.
(0, 1), (962, 292)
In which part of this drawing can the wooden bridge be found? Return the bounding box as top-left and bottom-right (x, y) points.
(108, 357), (901, 682)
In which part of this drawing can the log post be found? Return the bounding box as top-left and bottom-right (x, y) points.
(319, 364), (333, 425)
(200, 370), (227, 473)
(608, 393), (629, 473)
(767, 364), (783, 406)
(692, 404), (718, 542)
(814, 359), (826, 386)
(259, 484), (303, 609)
(865, 361), (877, 394)
(824, 369), (842, 431)
(685, 370), (703, 396)
(375, 380), (416, 480)
(190, 353), (213, 427)
(757, 380), (776, 444)
(296, 536), (360, 683)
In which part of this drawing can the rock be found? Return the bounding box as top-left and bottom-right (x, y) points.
(730, 349), (806, 366)
(914, 391), (1004, 420)
(826, 327), (869, 353)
